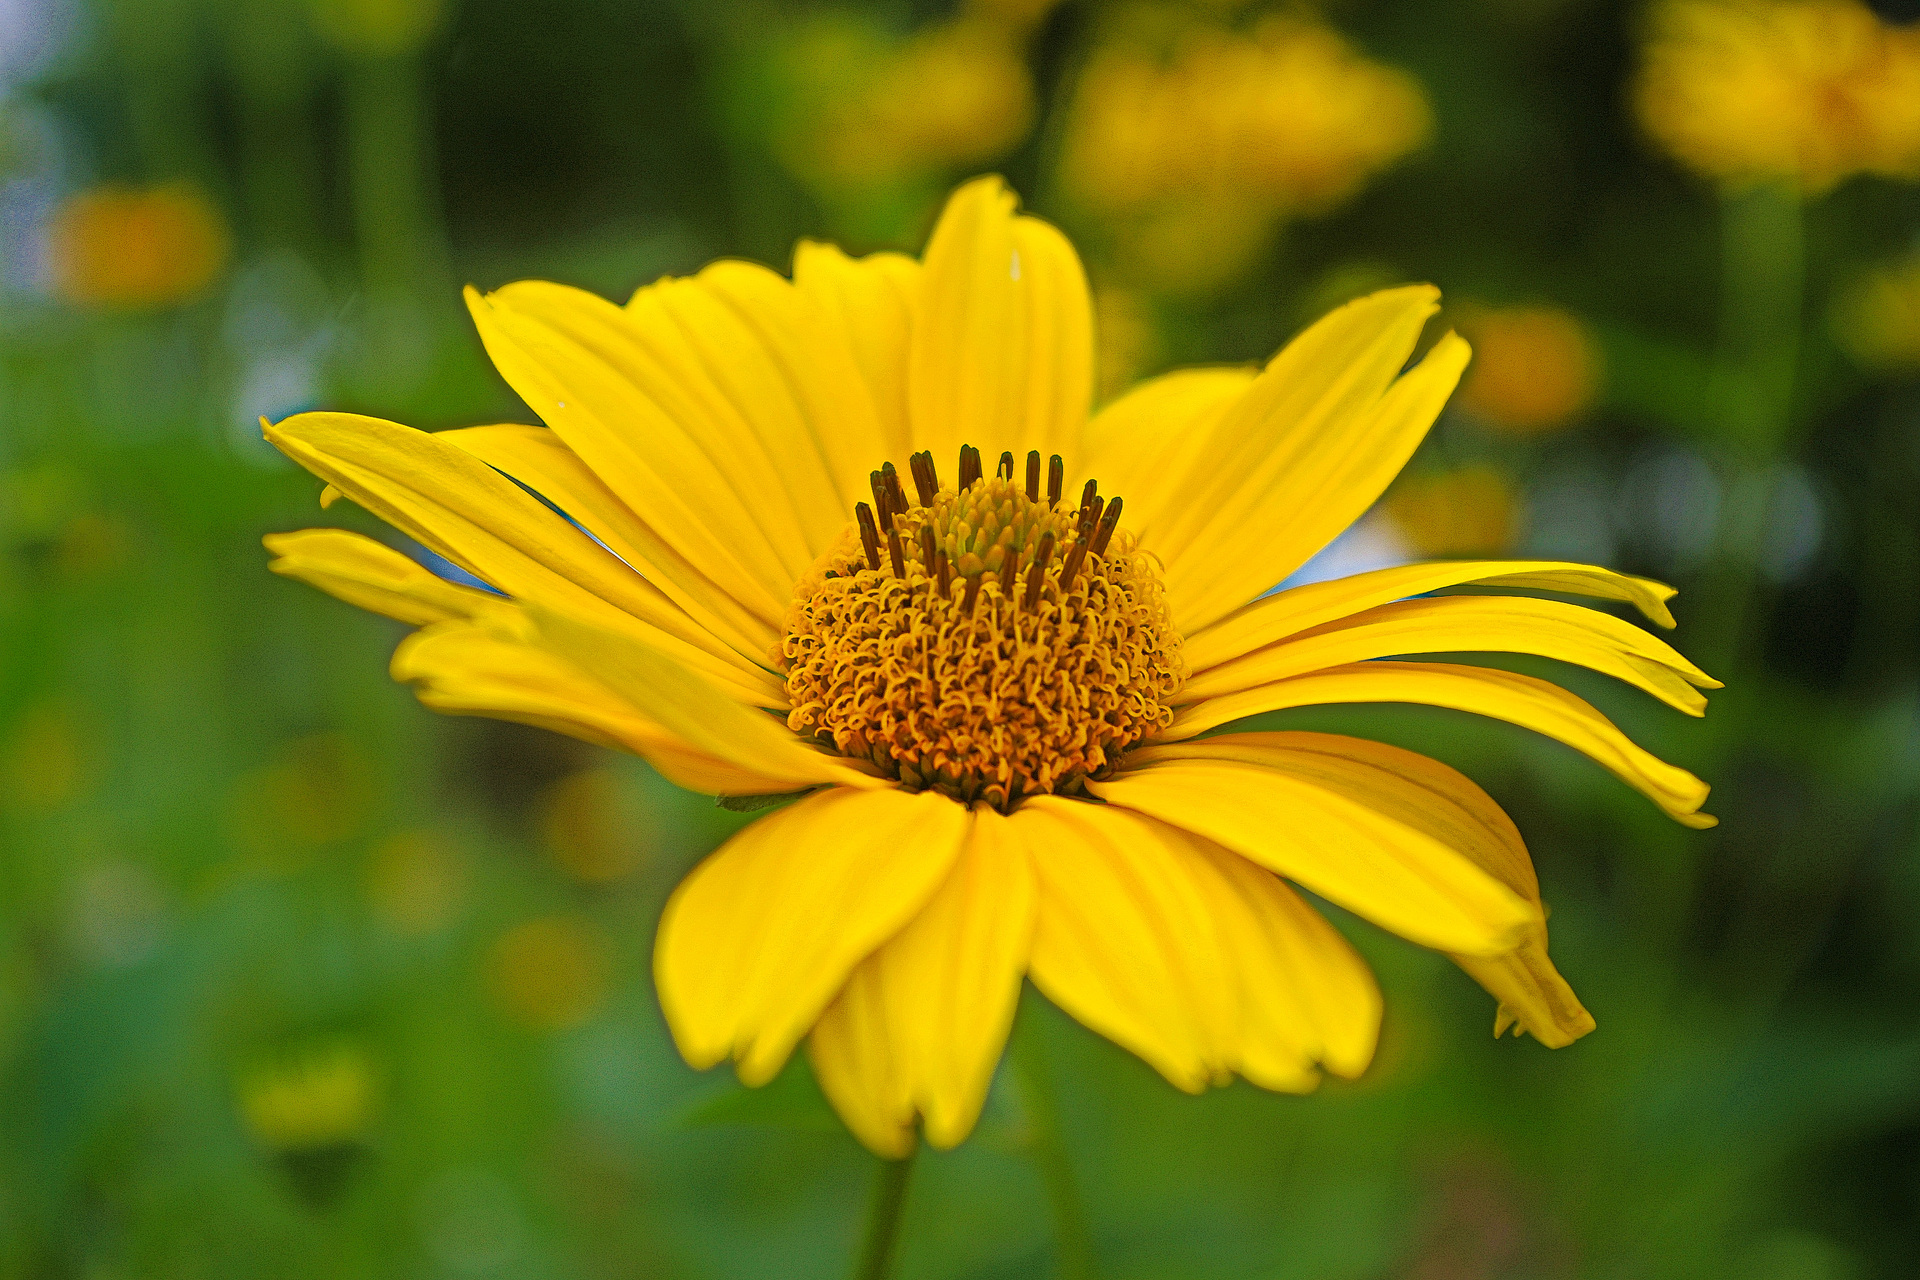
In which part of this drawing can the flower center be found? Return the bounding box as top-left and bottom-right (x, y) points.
(782, 446), (1187, 810)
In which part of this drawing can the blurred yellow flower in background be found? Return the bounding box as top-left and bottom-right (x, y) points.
(366, 830), (470, 935)
(773, 16), (1035, 198)
(1455, 304), (1602, 433)
(487, 914), (613, 1032)
(1064, 16), (1430, 290)
(1832, 251), (1920, 368)
(1634, 0), (1920, 192)
(540, 767), (651, 884)
(238, 1041), (381, 1152)
(1385, 466), (1524, 558)
(265, 177), (1719, 1157)
(309, 0), (447, 56)
(2, 699), (88, 814)
(49, 183), (230, 310)
(227, 734), (376, 865)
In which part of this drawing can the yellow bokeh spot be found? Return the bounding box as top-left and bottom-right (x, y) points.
(1832, 252), (1920, 368)
(228, 734), (376, 865)
(49, 184), (230, 311)
(238, 1042), (380, 1152)
(1634, 0), (1920, 192)
(1455, 304), (1602, 433)
(2, 699), (88, 814)
(487, 914), (613, 1032)
(308, 0), (446, 56)
(1384, 467), (1523, 558)
(540, 768), (650, 885)
(366, 830), (469, 935)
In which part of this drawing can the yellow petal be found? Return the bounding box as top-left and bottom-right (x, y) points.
(527, 604), (877, 793)
(1182, 594), (1719, 715)
(1184, 558), (1682, 674)
(263, 410), (781, 707)
(466, 281), (803, 621)
(264, 528), (507, 627)
(908, 177), (1093, 468)
(1136, 732), (1592, 1048)
(810, 808), (1036, 1154)
(437, 423), (780, 667)
(1147, 287), (1451, 632)
(655, 788), (971, 1086)
(1165, 661), (1716, 827)
(1016, 797), (1379, 1092)
(391, 619), (782, 796)
(792, 241), (920, 464)
(1087, 755), (1538, 956)
(1079, 367), (1258, 546)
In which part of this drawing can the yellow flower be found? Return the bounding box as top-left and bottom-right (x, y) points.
(1064, 16), (1429, 288)
(263, 178), (1717, 1157)
(774, 17), (1035, 195)
(1634, 0), (1920, 192)
(1385, 466), (1524, 558)
(1454, 304), (1602, 433)
(49, 183), (229, 310)
(309, 0), (446, 56)
(488, 914), (613, 1031)
(238, 1042), (380, 1152)
(1831, 251), (1920, 368)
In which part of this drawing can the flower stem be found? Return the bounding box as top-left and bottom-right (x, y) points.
(1012, 1007), (1099, 1280)
(851, 1150), (917, 1280)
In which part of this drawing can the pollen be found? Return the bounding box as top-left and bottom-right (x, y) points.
(782, 447), (1187, 811)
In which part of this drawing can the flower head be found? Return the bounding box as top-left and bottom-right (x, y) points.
(1454, 304), (1602, 434)
(265, 178), (1716, 1157)
(1634, 0), (1920, 192)
(49, 183), (229, 310)
(1832, 250), (1920, 368)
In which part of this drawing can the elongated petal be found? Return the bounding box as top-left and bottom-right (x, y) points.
(655, 788), (970, 1086)
(392, 619), (780, 796)
(792, 242), (920, 463)
(1017, 798), (1379, 1092)
(1080, 367), (1258, 544)
(263, 411), (781, 707)
(264, 528), (507, 627)
(1132, 732), (1592, 1047)
(1184, 559), (1681, 673)
(438, 423), (780, 666)
(810, 808), (1036, 1154)
(1182, 595), (1719, 715)
(528, 604), (877, 792)
(1166, 661), (1716, 827)
(1087, 757), (1537, 955)
(1148, 287), (1448, 631)
(908, 177), (1093, 467)
(468, 281), (810, 620)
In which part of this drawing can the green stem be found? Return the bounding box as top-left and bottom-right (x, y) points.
(1011, 1009), (1098, 1280)
(851, 1150), (917, 1280)
(1693, 182), (1805, 682)
(344, 51), (447, 299)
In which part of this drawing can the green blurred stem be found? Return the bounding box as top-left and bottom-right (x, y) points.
(1694, 183), (1804, 680)
(344, 52), (447, 298)
(1012, 1010), (1099, 1280)
(852, 1150), (917, 1280)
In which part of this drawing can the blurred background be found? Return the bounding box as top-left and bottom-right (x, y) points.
(3, 0), (1919, 1275)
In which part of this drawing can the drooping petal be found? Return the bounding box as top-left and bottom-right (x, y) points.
(1181, 595), (1720, 715)
(908, 177), (1093, 468)
(1087, 754), (1539, 956)
(1183, 558), (1681, 673)
(1079, 367), (1259, 544)
(263, 411), (781, 707)
(655, 788), (971, 1087)
(1164, 661), (1716, 827)
(1016, 797), (1380, 1093)
(1130, 732), (1593, 1048)
(264, 528), (508, 627)
(437, 423), (780, 666)
(792, 242), (920, 464)
(809, 808), (1036, 1154)
(392, 619), (782, 796)
(527, 604), (877, 792)
(1146, 287), (1453, 632)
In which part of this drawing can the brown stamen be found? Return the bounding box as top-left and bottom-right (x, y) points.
(1058, 534), (1088, 590)
(998, 546), (1019, 601)
(855, 502), (882, 571)
(887, 521), (906, 578)
(958, 445), (982, 490)
(1091, 496), (1124, 556)
(870, 470), (893, 530)
(918, 524), (937, 574)
(997, 451), (1015, 481)
(882, 461), (907, 514)
(1024, 533), (1055, 608)
(910, 452), (939, 506)
(1047, 455), (1063, 507)
(1025, 451), (1041, 502)
(961, 572), (982, 617)
(1081, 494), (1104, 538)
(934, 548), (951, 598)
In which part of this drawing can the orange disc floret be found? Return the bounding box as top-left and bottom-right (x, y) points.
(783, 448), (1186, 810)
